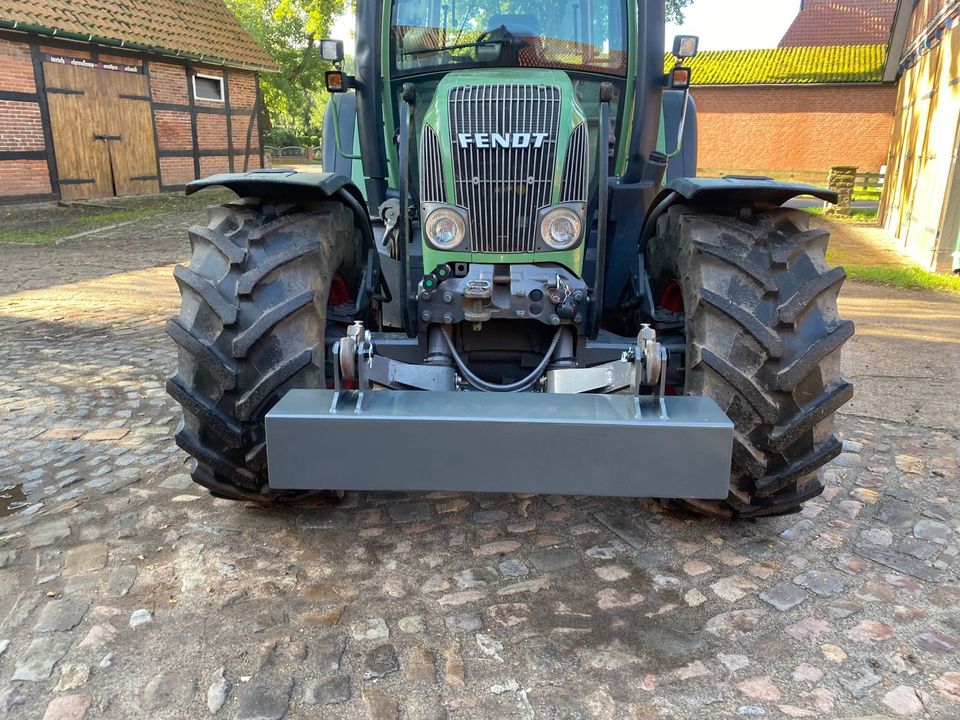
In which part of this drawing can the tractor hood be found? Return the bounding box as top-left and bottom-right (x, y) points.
(417, 69), (589, 274)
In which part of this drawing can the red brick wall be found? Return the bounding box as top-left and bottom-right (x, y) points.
(159, 156), (195, 186)
(0, 38), (52, 198)
(232, 153), (263, 170)
(200, 155), (231, 176)
(0, 160), (51, 196)
(38, 44), (90, 59)
(230, 115), (260, 154)
(154, 110), (193, 151)
(0, 38), (36, 93)
(227, 71), (258, 108)
(149, 65), (262, 186)
(692, 84), (897, 174)
(197, 113), (227, 147)
(150, 62), (189, 104)
(0, 100), (44, 151)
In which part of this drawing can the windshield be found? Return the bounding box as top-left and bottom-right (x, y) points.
(391, 0), (628, 76)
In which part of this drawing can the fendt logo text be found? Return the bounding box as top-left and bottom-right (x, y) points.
(457, 133), (550, 149)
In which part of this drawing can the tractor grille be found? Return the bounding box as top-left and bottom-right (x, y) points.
(419, 126), (445, 203)
(560, 123), (589, 203)
(448, 84), (561, 253)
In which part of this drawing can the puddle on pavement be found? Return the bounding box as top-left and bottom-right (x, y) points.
(0, 482), (28, 517)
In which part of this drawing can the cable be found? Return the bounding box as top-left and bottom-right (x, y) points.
(441, 328), (563, 393)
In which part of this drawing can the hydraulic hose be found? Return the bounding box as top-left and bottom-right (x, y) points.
(442, 328), (563, 393)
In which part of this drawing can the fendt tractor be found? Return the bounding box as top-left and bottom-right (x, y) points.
(166, 0), (854, 518)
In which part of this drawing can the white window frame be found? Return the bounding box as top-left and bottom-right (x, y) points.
(192, 73), (225, 103)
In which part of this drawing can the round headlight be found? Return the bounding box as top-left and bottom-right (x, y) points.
(540, 207), (582, 250)
(425, 208), (466, 250)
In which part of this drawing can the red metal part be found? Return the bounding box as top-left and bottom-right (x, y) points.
(329, 273), (351, 307)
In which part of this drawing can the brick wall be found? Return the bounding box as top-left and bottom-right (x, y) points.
(149, 64), (262, 186)
(200, 155), (231, 176)
(0, 160), (51, 196)
(197, 113), (228, 148)
(0, 38), (36, 93)
(230, 115), (260, 154)
(232, 153), (263, 171)
(159, 156), (195, 186)
(692, 84), (897, 174)
(0, 100), (44, 152)
(38, 44), (90, 59)
(149, 62), (189, 104)
(227, 71), (258, 108)
(154, 110), (193, 151)
(0, 38), (52, 198)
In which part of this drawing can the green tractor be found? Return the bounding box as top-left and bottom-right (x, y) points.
(167, 0), (853, 517)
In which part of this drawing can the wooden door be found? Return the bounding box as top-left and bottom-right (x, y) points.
(43, 62), (160, 199)
(100, 72), (160, 196)
(43, 63), (113, 200)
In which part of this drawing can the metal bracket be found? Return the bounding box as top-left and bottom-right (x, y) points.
(334, 321), (456, 398)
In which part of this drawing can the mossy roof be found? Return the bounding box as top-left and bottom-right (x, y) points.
(666, 44), (888, 85)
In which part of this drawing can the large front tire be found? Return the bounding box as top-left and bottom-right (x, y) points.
(166, 198), (361, 502)
(649, 206), (854, 518)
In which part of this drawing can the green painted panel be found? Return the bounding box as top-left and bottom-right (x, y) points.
(420, 69), (586, 276)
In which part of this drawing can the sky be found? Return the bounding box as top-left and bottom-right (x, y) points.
(666, 0), (802, 50)
(331, 0), (803, 55)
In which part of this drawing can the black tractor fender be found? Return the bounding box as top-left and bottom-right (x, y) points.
(187, 169), (366, 210)
(186, 169), (385, 308)
(640, 176), (838, 246)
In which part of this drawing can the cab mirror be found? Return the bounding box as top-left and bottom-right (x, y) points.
(672, 35), (699, 60)
(320, 39), (345, 63)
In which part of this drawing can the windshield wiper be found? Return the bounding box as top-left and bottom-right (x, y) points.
(402, 38), (509, 56)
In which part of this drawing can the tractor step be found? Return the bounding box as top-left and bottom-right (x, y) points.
(266, 390), (733, 498)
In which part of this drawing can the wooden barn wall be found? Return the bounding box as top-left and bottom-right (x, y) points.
(882, 19), (960, 271)
(0, 30), (265, 203)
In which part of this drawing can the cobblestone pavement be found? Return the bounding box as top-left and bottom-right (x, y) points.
(0, 224), (959, 719)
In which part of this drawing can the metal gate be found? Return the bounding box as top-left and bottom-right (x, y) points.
(43, 62), (159, 201)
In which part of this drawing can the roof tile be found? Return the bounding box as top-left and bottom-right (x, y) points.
(668, 44), (888, 85)
(0, 0), (276, 69)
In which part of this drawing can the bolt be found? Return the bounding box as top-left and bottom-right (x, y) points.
(443, 292), (454, 303)
(550, 314), (561, 326)
(574, 313), (582, 323)
(443, 313), (454, 324)
(347, 321), (365, 339)
(420, 290), (432, 301)
(573, 291), (584, 302)
(640, 323), (656, 342)
(421, 311), (433, 322)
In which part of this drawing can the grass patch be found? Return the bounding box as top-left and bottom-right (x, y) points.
(803, 207), (878, 222)
(852, 188), (882, 202)
(0, 191), (232, 245)
(841, 265), (960, 294)
(0, 207), (168, 244)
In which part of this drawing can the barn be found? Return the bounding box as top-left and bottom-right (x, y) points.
(882, 0), (960, 272)
(0, 0), (275, 204)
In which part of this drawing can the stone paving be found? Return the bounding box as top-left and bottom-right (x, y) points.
(1, 220), (959, 719)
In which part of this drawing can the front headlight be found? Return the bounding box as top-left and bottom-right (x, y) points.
(424, 208), (466, 250)
(540, 207), (583, 250)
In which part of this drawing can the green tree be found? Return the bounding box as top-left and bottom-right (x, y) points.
(667, 0), (695, 24)
(226, 0), (347, 142)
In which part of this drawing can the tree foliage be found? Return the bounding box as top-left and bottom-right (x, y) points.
(666, 0), (695, 24)
(225, 0), (347, 142)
